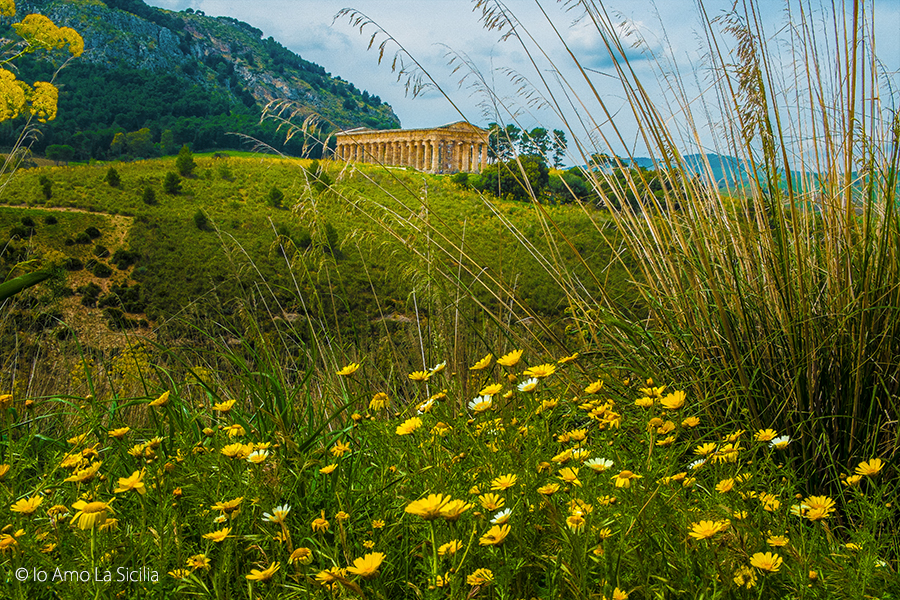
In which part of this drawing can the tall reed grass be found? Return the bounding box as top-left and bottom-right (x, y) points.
(333, 0), (899, 477)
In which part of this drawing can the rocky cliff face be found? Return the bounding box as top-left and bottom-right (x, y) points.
(8, 0), (400, 131)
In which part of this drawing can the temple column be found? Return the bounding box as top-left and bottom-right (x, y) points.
(433, 140), (442, 173)
(461, 142), (471, 172)
(479, 143), (487, 172)
(414, 141), (423, 170)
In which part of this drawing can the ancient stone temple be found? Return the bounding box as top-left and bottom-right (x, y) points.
(333, 121), (489, 174)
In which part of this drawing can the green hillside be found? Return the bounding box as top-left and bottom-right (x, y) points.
(0, 154), (638, 357)
(0, 0), (400, 159)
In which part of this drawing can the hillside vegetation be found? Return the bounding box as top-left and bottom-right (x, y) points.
(0, 153), (637, 391)
(0, 0), (400, 159)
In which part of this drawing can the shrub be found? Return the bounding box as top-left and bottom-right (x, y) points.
(193, 209), (212, 232)
(76, 282), (101, 307)
(142, 186), (157, 205)
(266, 186), (284, 208)
(93, 244), (110, 258)
(43, 215), (57, 225)
(105, 167), (121, 187)
(9, 225), (33, 239)
(63, 257), (83, 271)
(39, 176), (52, 200)
(110, 249), (141, 270)
(91, 262), (113, 278)
(20, 216), (35, 227)
(163, 172), (181, 194)
(74, 232), (91, 244)
(450, 172), (469, 187)
(85, 226), (101, 239)
(218, 163), (234, 181)
(176, 144), (195, 176)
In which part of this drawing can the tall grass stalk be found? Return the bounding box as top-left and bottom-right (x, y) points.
(349, 0), (900, 473)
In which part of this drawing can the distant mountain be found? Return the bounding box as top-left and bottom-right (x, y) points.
(622, 154), (748, 188)
(1, 0), (400, 159)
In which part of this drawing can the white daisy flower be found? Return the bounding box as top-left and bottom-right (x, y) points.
(517, 378), (539, 392)
(491, 508), (511, 524)
(585, 458), (614, 472)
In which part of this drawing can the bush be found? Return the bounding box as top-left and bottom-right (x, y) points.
(91, 262), (113, 278)
(218, 163), (234, 181)
(85, 226), (101, 239)
(450, 172), (469, 187)
(43, 215), (57, 225)
(9, 225), (33, 239)
(39, 176), (52, 200)
(63, 257), (83, 271)
(473, 155), (549, 201)
(142, 186), (157, 205)
(163, 172), (181, 194)
(21, 216), (35, 227)
(176, 144), (195, 176)
(110, 249), (141, 270)
(77, 282), (101, 307)
(74, 232), (91, 244)
(266, 186), (284, 208)
(105, 167), (121, 187)
(93, 244), (110, 258)
(193, 209), (212, 232)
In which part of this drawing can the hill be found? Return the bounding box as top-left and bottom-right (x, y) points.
(0, 154), (638, 356)
(0, 0), (400, 159)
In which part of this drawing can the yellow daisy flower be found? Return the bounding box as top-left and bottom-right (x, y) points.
(479, 524), (510, 546)
(490, 473), (517, 491)
(523, 363), (556, 378)
(148, 391), (170, 407)
(688, 520), (729, 540)
(336, 362), (360, 376)
(246, 562), (280, 581)
(405, 494), (451, 520)
(497, 350), (522, 367)
(395, 417), (422, 436)
(611, 470), (641, 488)
(108, 427), (130, 440)
(114, 470), (146, 496)
(750, 551), (782, 572)
(346, 552), (385, 579)
(70, 499), (113, 530)
(856, 458), (883, 477)
(469, 354), (493, 370)
(11, 495), (43, 515)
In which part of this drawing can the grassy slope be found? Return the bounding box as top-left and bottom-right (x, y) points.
(1, 155), (637, 350)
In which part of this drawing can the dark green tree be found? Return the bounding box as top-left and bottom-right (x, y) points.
(266, 186), (284, 208)
(163, 172), (181, 194)
(551, 130), (568, 168)
(160, 129), (176, 155)
(474, 155), (549, 201)
(39, 176), (52, 200)
(46, 145), (75, 165)
(142, 186), (157, 205)
(176, 145), (195, 176)
(193, 209), (212, 231)
(105, 167), (121, 187)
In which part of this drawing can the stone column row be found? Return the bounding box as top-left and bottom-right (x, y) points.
(336, 137), (488, 173)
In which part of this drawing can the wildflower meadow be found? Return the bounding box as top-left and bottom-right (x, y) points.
(2, 0), (899, 598)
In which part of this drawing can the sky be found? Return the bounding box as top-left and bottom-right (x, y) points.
(144, 0), (900, 160)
